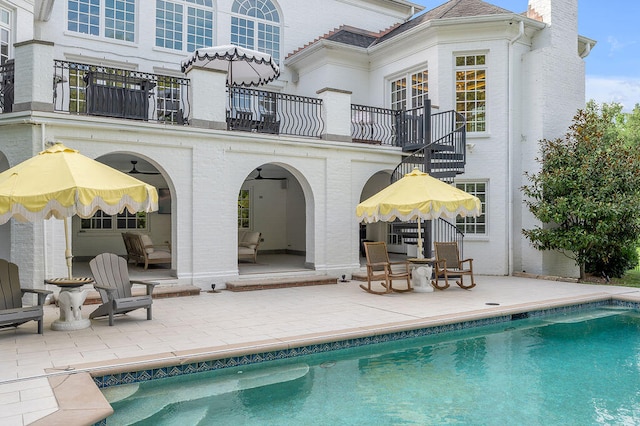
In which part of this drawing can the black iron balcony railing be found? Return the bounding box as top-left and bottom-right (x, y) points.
(226, 87), (324, 138)
(0, 59), (14, 113)
(350, 104), (396, 146)
(53, 60), (191, 124)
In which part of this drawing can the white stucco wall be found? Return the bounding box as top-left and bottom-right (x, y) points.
(0, 0), (591, 288)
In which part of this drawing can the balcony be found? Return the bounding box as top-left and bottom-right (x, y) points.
(1, 49), (455, 150)
(53, 60), (190, 124)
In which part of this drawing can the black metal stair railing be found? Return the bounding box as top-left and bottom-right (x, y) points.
(390, 217), (465, 259)
(388, 99), (468, 257)
(391, 107), (466, 183)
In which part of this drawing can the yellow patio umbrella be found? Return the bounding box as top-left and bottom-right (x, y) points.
(0, 143), (159, 278)
(356, 168), (481, 258)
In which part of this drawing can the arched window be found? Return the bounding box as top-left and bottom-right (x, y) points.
(231, 0), (280, 63)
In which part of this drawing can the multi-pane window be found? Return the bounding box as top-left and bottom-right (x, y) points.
(67, 0), (136, 42)
(68, 67), (87, 113)
(238, 189), (250, 229)
(157, 76), (181, 122)
(390, 69), (428, 110)
(455, 182), (486, 235)
(455, 54), (486, 132)
(81, 210), (147, 230)
(156, 1), (183, 50)
(231, 0), (280, 63)
(0, 7), (10, 64)
(156, 0), (213, 52)
(105, 0), (135, 41)
(390, 78), (406, 111)
(68, 0), (100, 36)
(81, 210), (112, 229)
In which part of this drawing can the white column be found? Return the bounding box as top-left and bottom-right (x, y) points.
(316, 87), (352, 142)
(184, 66), (227, 130)
(13, 39), (55, 112)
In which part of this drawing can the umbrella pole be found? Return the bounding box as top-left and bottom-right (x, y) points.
(64, 217), (73, 279)
(417, 219), (424, 259)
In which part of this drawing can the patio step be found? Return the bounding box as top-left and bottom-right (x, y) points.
(83, 284), (201, 305)
(225, 275), (337, 291)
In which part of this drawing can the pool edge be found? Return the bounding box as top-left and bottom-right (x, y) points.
(41, 293), (639, 425)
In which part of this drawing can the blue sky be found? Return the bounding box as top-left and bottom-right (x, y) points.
(413, 1), (640, 111)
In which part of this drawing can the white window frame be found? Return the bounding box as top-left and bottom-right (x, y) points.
(67, 0), (137, 42)
(0, 6), (11, 65)
(454, 181), (487, 236)
(455, 53), (487, 133)
(389, 68), (428, 111)
(238, 188), (251, 229)
(155, 0), (214, 52)
(80, 210), (149, 231)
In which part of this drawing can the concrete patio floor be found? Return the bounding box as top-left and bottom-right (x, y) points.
(2, 274), (640, 425)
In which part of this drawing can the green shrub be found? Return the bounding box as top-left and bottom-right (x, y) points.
(587, 242), (639, 278)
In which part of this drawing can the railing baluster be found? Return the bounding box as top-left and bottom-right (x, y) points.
(351, 104), (396, 146)
(226, 86), (324, 138)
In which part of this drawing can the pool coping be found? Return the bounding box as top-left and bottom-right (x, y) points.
(30, 292), (640, 425)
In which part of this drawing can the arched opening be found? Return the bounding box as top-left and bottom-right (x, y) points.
(238, 163), (310, 274)
(71, 152), (175, 278)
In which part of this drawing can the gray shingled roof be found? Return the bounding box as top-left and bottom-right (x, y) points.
(290, 0), (520, 55)
(326, 29), (379, 48)
(375, 0), (517, 44)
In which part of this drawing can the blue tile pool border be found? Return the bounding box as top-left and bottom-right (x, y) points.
(93, 298), (637, 390)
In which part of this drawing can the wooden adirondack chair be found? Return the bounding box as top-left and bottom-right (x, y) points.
(0, 259), (52, 334)
(89, 253), (156, 326)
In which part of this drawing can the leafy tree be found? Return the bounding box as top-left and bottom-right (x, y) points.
(522, 103), (640, 279)
(621, 103), (640, 147)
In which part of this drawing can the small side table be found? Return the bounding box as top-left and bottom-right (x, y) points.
(45, 277), (94, 331)
(407, 258), (435, 293)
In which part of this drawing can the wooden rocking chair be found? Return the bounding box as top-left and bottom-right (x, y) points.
(432, 242), (476, 290)
(360, 241), (412, 295)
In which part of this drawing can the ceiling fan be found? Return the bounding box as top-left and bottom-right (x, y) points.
(127, 160), (160, 175)
(248, 167), (287, 181)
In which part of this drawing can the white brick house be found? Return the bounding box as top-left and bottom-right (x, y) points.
(0, 0), (593, 289)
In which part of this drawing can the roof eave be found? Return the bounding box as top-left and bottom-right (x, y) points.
(369, 13), (547, 51)
(285, 39), (369, 67)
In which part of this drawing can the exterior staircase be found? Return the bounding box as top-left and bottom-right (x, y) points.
(389, 98), (467, 258)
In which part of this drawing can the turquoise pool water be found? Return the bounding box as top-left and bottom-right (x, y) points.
(102, 307), (640, 425)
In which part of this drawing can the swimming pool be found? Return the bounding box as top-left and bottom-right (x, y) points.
(98, 303), (640, 425)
